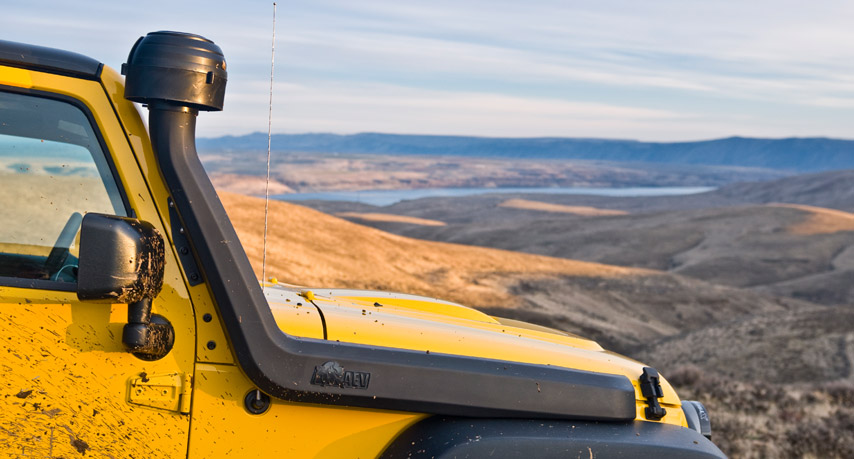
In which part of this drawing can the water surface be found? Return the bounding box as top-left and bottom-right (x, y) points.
(274, 186), (715, 207)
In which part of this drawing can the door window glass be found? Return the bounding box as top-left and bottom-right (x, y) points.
(0, 90), (126, 286)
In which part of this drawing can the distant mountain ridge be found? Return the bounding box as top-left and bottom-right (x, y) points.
(198, 133), (854, 172)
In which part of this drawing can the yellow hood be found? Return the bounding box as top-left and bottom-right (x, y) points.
(264, 284), (683, 416)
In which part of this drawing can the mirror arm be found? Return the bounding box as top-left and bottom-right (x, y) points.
(123, 298), (153, 350)
(122, 298), (174, 360)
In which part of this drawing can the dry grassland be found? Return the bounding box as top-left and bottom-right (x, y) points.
(220, 191), (640, 308)
(334, 212), (447, 226)
(498, 198), (629, 216)
(770, 203), (854, 235)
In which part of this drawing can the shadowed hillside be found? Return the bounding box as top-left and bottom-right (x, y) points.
(638, 306), (854, 457)
(715, 169), (854, 212)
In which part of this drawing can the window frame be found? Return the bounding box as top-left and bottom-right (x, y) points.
(0, 84), (132, 291)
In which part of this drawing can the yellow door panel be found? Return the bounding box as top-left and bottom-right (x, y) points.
(0, 289), (190, 457)
(188, 363), (424, 459)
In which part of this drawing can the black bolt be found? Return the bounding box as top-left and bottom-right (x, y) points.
(190, 273), (200, 281)
(244, 390), (271, 415)
(180, 247), (189, 255)
(202, 313), (212, 323)
(206, 340), (216, 350)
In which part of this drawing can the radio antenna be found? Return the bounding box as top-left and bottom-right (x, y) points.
(261, 1), (277, 291)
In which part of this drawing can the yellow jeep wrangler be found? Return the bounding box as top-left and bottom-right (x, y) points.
(0, 31), (723, 458)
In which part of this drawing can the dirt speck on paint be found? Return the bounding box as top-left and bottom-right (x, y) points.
(70, 437), (90, 455)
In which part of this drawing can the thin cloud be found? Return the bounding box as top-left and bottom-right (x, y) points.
(3, 0), (853, 140)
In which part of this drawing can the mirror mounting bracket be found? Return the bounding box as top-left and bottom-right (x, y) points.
(123, 298), (175, 360)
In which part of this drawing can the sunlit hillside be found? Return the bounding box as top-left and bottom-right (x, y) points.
(220, 190), (638, 309)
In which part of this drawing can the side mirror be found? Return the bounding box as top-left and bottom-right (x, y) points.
(77, 213), (165, 302)
(77, 213), (173, 359)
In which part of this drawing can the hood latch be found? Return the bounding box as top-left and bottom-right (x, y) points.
(639, 367), (667, 420)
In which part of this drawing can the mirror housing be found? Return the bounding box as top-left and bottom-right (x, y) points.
(77, 214), (172, 360)
(77, 213), (165, 303)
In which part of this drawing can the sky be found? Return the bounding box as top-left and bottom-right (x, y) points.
(3, 0), (854, 141)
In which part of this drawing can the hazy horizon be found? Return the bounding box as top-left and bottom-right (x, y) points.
(199, 131), (854, 142)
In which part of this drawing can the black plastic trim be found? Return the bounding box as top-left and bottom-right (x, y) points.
(380, 417), (727, 459)
(0, 276), (76, 292)
(146, 104), (637, 420)
(0, 39), (102, 80)
(0, 85), (132, 292)
(639, 367), (667, 420)
(168, 198), (203, 286)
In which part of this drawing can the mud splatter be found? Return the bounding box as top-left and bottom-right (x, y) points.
(15, 389), (33, 399)
(70, 437), (90, 454)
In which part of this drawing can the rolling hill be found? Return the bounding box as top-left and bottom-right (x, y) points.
(219, 191), (806, 353)
(301, 170), (854, 306)
(714, 169), (854, 212)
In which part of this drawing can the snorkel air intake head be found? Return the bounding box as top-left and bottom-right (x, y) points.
(122, 31), (227, 111)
